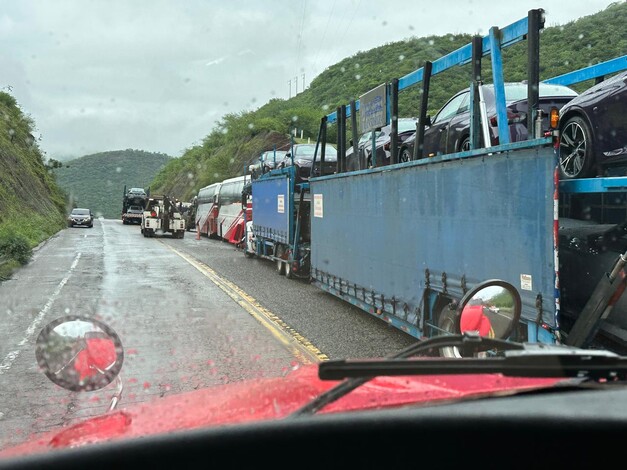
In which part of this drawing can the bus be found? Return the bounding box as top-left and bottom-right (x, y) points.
(195, 182), (221, 238)
(216, 175), (250, 240)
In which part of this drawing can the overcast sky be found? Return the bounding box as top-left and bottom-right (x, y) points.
(0, 0), (618, 160)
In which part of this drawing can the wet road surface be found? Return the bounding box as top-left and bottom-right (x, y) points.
(0, 219), (415, 450)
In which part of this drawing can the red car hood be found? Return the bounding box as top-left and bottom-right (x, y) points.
(0, 364), (562, 458)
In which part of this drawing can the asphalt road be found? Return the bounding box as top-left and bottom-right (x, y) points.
(0, 219), (415, 450)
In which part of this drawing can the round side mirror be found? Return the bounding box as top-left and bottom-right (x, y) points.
(457, 280), (521, 340)
(36, 316), (124, 392)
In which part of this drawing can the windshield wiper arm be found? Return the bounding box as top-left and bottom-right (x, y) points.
(290, 334), (625, 417)
(290, 333), (523, 417)
(318, 348), (626, 381)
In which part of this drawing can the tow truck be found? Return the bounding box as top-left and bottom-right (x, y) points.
(140, 195), (186, 238)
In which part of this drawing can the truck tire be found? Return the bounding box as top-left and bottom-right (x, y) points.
(283, 249), (294, 279)
(285, 259), (293, 279)
(276, 245), (286, 275)
(437, 307), (462, 358)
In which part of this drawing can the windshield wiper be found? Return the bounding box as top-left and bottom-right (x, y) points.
(290, 333), (625, 417)
(318, 346), (625, 380)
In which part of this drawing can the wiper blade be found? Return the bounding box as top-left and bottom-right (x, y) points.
(290, 334), (624, 417)
(290, 333), (522, 417)
(319, 348), (626, 381)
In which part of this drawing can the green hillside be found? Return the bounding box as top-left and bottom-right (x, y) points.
(0, 92), (67, 279)
(150, 2), (626, 200)
(53, 150), (172, 219)
(2, 1), (623, 278)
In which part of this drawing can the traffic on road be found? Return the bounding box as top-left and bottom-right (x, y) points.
(1, 3), (626, 469)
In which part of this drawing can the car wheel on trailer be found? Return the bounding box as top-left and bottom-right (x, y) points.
(399, 147), (412, 163)
(559, 115), (594, 179)
(459, 136), (471, 152)
(437, 307), (462, 358)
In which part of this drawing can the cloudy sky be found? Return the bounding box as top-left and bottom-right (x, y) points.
(0, 0), (617, 160)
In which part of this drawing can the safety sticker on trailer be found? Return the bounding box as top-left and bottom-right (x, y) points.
(314, 193), (323, 218)
(277, 194), (285, 214)
(520, 274), (532, 291)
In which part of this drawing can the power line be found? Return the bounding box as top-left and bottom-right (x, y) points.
(295, 0), (308, 67)
(311, 0), (337, 74)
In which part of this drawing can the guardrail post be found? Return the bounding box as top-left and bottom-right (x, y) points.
(414, 61), (432, 160)
(470, 36), (482, 150)
(350, 100), (358, 172)
(527, 8), (543, 138)
(391, 78), (399, 164)
(489, 26), (510, 146)
(339, 104), (347, 173)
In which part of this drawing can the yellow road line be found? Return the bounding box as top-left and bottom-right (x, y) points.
(163, 243), (328, 364)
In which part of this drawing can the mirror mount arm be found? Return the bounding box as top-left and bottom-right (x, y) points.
(109, 375), (124, 412)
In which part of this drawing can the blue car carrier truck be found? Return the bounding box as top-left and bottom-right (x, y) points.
(247, 10), (627, 355)
(309, 10), (627, 354)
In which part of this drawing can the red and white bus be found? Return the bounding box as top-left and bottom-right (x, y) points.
(216, 175), (250, 241)
(195, 182), (221, 238)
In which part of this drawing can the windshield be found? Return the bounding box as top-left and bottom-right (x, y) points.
(398, 119), (418, 133)
(261, 151), (286, 162)
(0, 0), (624, 462)
(293, 144), (338, 158)
(487, 83), (579, 102)
(70, 209), (90, 216)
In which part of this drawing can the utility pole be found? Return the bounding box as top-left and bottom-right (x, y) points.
(294, 76), (298, 95)
(302, 73), (305, 91)
(288, 79), (291, 99)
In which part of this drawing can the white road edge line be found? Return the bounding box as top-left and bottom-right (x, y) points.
(0, 252), (82, 375)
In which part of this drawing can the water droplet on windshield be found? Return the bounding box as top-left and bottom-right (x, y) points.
(399, 55), (405, 61)
(355, 75), (361, 80)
